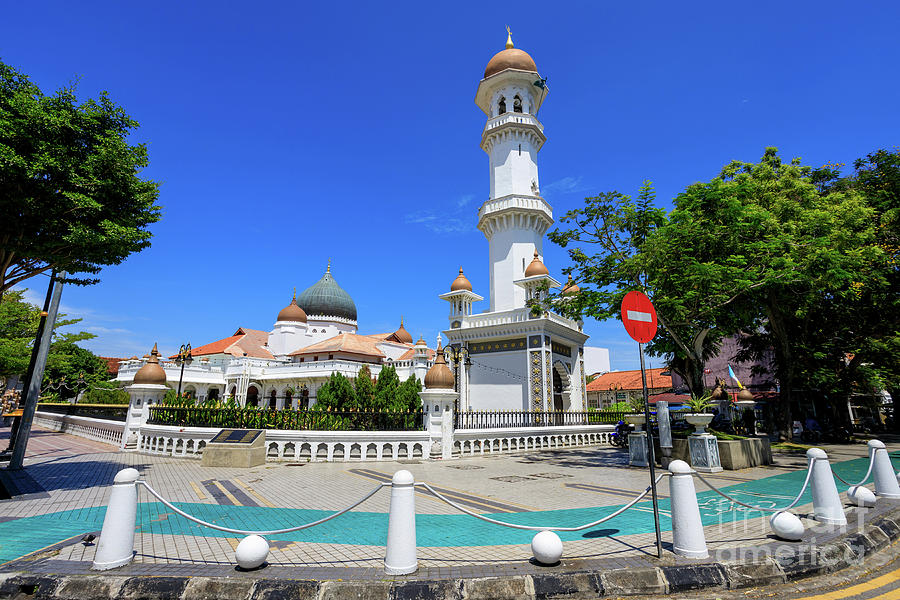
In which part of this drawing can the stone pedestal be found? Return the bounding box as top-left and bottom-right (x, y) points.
(420, 389), (458, 460)
(201, 429), (266, 468)
(688, 433), (722, 473)
(628, 432), (649, 467)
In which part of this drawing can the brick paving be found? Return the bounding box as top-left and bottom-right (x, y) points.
(0, 425), (890, 580)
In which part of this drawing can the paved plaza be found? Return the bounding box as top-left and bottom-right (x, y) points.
(0, 426), (894, 582)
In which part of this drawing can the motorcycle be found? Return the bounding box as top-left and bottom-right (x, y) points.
(611, 420), (630, 448)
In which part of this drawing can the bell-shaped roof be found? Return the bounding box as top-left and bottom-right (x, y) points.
(277, 291), (308, 323)
(391, 318), (413, 344)
(524, 250), (549, 277)
(450, 267), (473, 292)
(133, 343), (167, 386)
(424, 340), (455, 390)
(561, 275), (581, 295)
(484, 30), (538, 79)
(297, 263), (357, 322)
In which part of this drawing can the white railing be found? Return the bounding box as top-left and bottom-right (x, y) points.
(478, 194), (552, 222)
(34, 411), (125, 447)
(483, 112), (543, 134)
(454, 424), (614, 457)
(460, 307), (531, 328)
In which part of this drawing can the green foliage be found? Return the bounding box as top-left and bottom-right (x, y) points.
(80, 386), (129, 405)
(0, 289), (38, 384)
(354, 365), (375, 409)
(374, 365), (401, 411)
(395, 376), (423, 412)
(0, 59), (161, 296)
(627, 396), (645, 413)
(686, 392), (713, 414)
(313, 372), (356, 411)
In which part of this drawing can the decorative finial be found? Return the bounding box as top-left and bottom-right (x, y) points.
(505, 25), (514, 49)
(534, 249), (539, 258)
(292, 287), (296, 302)
(326, 258), (331, 274)
(459, 266), (464, 274)
(151, 342), (158, 356)
(400, 316), (404, 327)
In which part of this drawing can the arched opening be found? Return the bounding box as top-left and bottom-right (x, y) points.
(285, 389), (293, 409)
(208, 388), (220, 401)
(513, 95), (522, 113)
(299, 386), (309, 410)
(268, 389), (277, 410)
(246, 385), (259, 407)
(498, 96), (506, 115)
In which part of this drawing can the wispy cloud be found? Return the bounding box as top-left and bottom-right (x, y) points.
(542, 176), (591, 198)
(405, 193), (478, 235)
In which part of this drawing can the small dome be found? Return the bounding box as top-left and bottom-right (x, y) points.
(711, 385), (727, 400)
(277, 292), (308, 323)
(562, 275), (581, 295)
(392, 318), (413, 344)
(524, 250), (549, 277)
(451, 267), (473, 292)
(297, 262), (357, 322)
(425, 341), (455, 390)
(737, 388), (754, 401)
(415, 336), (427, 347)
(133, 344), (167, 386)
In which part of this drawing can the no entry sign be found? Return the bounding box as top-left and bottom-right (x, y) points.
(621, 291), (657, 343)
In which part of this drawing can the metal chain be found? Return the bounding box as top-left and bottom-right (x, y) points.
(138, 480), (387, 535)
(416, 474), (669, 532)
(692, 459), (815, 513)
(832, 447), (875, 487)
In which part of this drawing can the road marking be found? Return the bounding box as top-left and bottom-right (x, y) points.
(201, 480), (234, 505)
(626, 310), (653, 322)
(189, 481), (208, 501)
(217, 479), (258, 507)
(346, 468), (529, 513)
(233, 477), (276, 508)
(796, 565), (900, 599)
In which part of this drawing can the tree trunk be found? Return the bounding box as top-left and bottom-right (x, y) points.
(766, 299), (793, 441)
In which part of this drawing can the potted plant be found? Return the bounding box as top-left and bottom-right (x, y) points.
(684, 392), (715, 435)
(623, 396), (647, 430)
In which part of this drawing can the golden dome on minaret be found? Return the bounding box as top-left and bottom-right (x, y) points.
(277, 289), (308, 323)
(450, 267), (473, 292)
(524, 250), (549, 277)
(484, 27), (538, 79)
(424, 340), (455, 390)
(133, 343), (168, 386)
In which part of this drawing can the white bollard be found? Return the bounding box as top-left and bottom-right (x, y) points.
(531, 530), (563, 565)
(669, 460), (708, 559)
(869, 440), (900, 499)
(384, 470), (417, 575)
(848, 485), (877, 508)
(769, 511), (804, 540)
(92, 468), (140, 570)
(807, 448), (847, 526)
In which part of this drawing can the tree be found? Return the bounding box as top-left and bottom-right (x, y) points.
(395, 375), (423, 412)
(374, 365), (401, 411)
(313, 372), (356, 411)
(42, 342), (110, 401)
(0, 60), (161, 298)
(354, 365), (376, 410)
(0, 289), (38, 387)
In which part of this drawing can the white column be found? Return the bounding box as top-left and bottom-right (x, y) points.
(870, 440), (900, 498)
(384, 470), (417, 575)
(669, 460), (708, 559)
(807, 448), (847, 525)
(92, 468), (140, 570)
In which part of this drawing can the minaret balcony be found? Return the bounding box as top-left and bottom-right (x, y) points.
(481, 112), (546, 149)
(477, 194), (553, 235)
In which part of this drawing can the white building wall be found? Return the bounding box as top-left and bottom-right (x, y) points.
(489, 137), (539, 199)
(466, 352), (527, 411)
(268, 321), (308, 356)
(488, 231), (543, 312)
(584, 346), (611, 376)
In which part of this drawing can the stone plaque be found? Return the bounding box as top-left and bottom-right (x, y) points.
(210, 429), (263, 444)
(201, 428), (266, 468)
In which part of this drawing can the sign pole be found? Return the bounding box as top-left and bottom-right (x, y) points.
(639, 342), (663, 559)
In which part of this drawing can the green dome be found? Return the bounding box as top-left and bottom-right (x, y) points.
(297, 265), (357, 322)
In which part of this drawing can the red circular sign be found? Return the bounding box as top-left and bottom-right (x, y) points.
(621, 291), (658, 343)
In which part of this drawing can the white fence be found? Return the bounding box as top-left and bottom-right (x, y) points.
(34, 411), (125, 447)
(35, 411), (615, 463)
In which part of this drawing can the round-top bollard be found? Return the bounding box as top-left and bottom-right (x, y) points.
(807, 448), (847, 526)
(848, 485), (877, 508)
(384, 470), (417, 575)
(531, 530), (563, 565)
(769, 511), (804, 540)
(669, 460), (708, 559)
(235, 535), (269, 569)
(869, 440), (900, 499)
(92, 468), (140, 570)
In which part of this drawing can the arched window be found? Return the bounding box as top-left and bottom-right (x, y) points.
(513, 95), (523, 113)
(498, 96), (506, 115)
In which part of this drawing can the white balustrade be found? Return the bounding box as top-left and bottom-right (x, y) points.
(34, 411), (125, 447)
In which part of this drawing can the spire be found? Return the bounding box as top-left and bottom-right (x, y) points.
(505, 25), (514, 49)
(150, 343), (159, 362)
(326, 258), (331, 274)
(292, 287), (296, 302)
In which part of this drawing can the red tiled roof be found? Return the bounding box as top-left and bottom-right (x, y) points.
(290, 333), (385, 358)
(172, 327), (273, 360)
(397, 347), (436, 360)
(98, 357), (125, 377)
(647, 392), (690, 404)
(586, 368), (671, 392)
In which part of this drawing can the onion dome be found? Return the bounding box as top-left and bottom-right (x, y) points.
(392, 318), (413, 344)
(737, 388), (755, 401)
(484, 30), (538, 78)
(415, 335), (427, 347)
(277, 290), (308, 323)
(296, 262), (357, 322)
(133, 344), (167, 386)
(450, 267), (473, 292)
(710, 384), (727, 400)
(524, 250), (549, 277)
(561, 275), (581, 295)
(425, 341), (455, 390)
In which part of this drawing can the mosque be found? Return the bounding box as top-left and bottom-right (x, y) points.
(116, 31), (609, 411)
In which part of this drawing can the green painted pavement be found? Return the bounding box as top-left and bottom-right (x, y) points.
(0, 453), (891, 564)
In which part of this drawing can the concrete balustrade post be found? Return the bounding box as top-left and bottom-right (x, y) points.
(92, 468), (140, 570)
(384, 470), (417, 575)
(870, 440), (900, 499)
(669, 460), (708, 558)
(807, 448), (847, 526)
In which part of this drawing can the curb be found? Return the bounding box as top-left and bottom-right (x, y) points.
(1, 505), (899, 599)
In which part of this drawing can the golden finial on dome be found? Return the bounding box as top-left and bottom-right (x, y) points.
(292, 287), (296, 302)
(505, 25), (514, 49)
(326, 258), (331, 274)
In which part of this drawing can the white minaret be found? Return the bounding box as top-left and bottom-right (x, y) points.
(475, 29), (552, 312)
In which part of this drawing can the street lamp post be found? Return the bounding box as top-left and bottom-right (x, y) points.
(174, 343), (193, 398)
(443, 344), (470, 414)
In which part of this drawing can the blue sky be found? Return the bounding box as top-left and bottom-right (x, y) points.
(3, 2), (898, 370)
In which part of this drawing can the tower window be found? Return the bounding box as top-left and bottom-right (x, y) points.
(498, 96), (506, 115)
(518, 144), (521, 156)
(513, 95), (523, 113)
